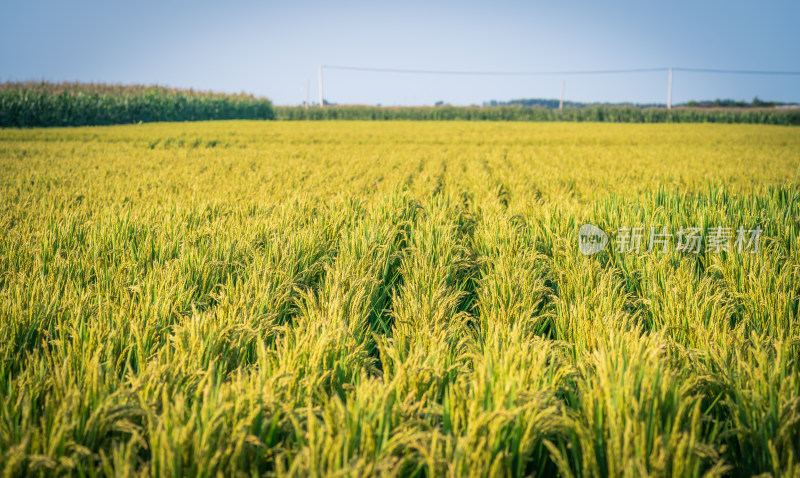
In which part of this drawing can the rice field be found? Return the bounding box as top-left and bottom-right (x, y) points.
(0, 121), (799, 477)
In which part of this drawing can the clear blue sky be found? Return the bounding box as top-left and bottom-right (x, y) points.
(1, 0), (798, 106)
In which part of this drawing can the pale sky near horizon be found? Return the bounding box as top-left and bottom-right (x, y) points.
(1, 0), (798, 106)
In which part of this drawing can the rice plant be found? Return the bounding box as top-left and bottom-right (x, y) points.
(0, 120), (798, 476)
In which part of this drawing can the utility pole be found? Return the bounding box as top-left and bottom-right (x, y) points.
(667, 68), (673, 110)
(559, 80), (565, 112)
(305, 80), (310, 110)
(318, 65), (324, 108)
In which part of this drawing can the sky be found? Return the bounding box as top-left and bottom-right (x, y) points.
(1, 0), (799, 106)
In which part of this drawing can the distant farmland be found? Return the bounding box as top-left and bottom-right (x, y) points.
(2, 82), (799, 127)
(275, 104), (800, 124)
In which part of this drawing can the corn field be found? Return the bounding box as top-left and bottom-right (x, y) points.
(0, 121), (799, 477)
(2, 82), (798, 128)
(0, 82), (274, 128)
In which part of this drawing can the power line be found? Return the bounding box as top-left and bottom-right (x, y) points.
(323, 65), (800, 76)
(323, 65), (668, 76)
(315, 64), (799, 108)
(673, 67), (800, 75)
